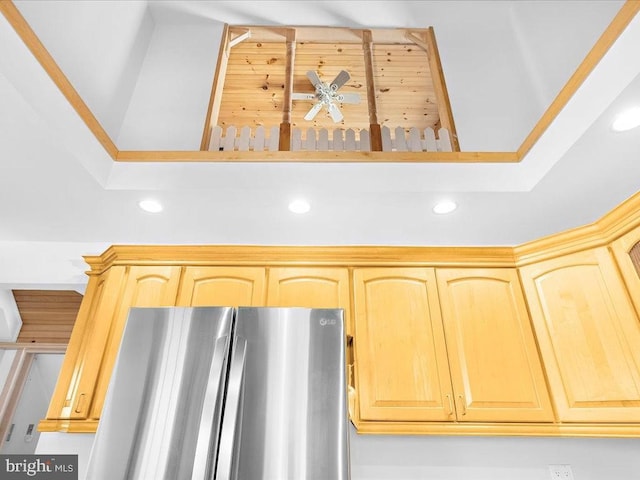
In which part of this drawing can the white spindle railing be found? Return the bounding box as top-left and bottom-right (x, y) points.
(208, 125), (452, 153)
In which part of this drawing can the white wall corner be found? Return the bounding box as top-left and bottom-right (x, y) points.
(0, 289), (22, 342)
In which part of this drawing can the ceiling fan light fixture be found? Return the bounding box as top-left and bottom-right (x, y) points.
(433, 200), (457, 215)
(612, 106), (640, 132)
(139, 199), (163, 213)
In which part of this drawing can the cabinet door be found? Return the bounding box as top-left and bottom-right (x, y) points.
(611, 226), (640, 317)
(44, 266), (126, 425)
(88, 265), (181, 420)
(436, 268), (554, 422)
(177, 266), (266, 307)
(266, 267), (350, 325)
(520, 248), (640, 422)
(353, 268), (454, 422)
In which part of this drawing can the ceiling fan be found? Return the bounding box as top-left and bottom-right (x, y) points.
(292, 70), (361, 123)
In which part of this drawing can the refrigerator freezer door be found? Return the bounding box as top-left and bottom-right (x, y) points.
(86, 307), (234, 480)
(220, 307), (350, 480)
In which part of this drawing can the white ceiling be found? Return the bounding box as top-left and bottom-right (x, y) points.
(0, 0), (640, 298)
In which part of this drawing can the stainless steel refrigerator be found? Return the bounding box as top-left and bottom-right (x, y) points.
(86, 306), (350, 480)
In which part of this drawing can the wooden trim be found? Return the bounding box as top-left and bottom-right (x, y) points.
(354, 420), (640, 438)
(281, 29), (295, 125)
(0, 0), (118, 159)
(37, 418), (99, 433)
(279, 29), (295, 151)
(516, 0), (640, 159)
(361, 30), (379, 126)
(228, 28), (250, 48)
(115, 150), (519, 163)
(515, 190), (640, 265)
(80, 245), (516, 273)
(200, 24), (230, 151)
(425, 27), (460, 151)
(361, 30), (382, 151)
(0, 343), (67, 352)
(0, 350), (32, 443)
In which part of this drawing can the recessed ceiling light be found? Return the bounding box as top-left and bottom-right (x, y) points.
(612, 107), (640, 132)
(433, 200), (457, 215)
(288, 199), (311, 214)
(138, 199), (163, 213)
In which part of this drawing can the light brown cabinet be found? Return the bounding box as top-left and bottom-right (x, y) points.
(519, 247), (640, 422)
(39, 232), (640, 435)
(611, 225), (640, 317)
(41, 263), (351, 432)
(177, 266), (266, 306)
(266, 267), (351, 326)
(436, 268), (554, 422)
(352, 267), (554, 425)
(41, 266), (181, 431)
(353, 267), (454, 422)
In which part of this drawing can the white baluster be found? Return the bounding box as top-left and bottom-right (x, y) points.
(254, 126), (265, 151)
(209, 126), (223, 152)
(305, 128), (317, 151)
(360, 129), (371, 152)
(318, 128), (329, 151)
(223, 126), (236, 151)
(291, 128), (302, 151)
(408, 127), (421, 152)
(238, 126), (251, 151)
(423, 127), (437, 152)
(381, 126), (392, 152)
(438, 128), (453, 152)
(345, 129), (356, 151)
(394, 126), (407, 151)
(333, 129), (344, 151)
(268, 126), (280, 151)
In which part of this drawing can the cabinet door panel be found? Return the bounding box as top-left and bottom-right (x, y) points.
(611, 227), (640, 317)
(177, 266), (266, 307)
(353, 268), (454, 422)
(48, 267), (125, 421)
(88, 266), (181, 419)
(436, 268), (554, 422)
(520, 248), (640, 422)
(266, 267), (350, 325)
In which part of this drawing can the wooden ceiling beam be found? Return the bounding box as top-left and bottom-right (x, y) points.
(279, 29), (296, 151)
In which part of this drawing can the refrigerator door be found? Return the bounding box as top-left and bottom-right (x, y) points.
(217, 307), (350, 480)
(86, 307), (234, 480)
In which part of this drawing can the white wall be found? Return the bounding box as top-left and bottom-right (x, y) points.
(36, 426), (640, 480)
(0, 290), (21, 341)
(14, 0), (154, 141)
(116, 18), (223, 150)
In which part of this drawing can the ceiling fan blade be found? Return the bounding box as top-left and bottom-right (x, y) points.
(328, 102), (343, 123)
(304, 102), (323, 121)
(335, 93), (360, 104)
(291, 92), (316, 101)
(306, 71), (322, 88)
(329, 70), (350, 91)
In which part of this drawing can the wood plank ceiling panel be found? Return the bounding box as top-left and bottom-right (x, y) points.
(373, 44), (439, 131)
(292, 42), (368, 130)
(216, 30), (439, 135)
(13, 290), (82, 344)
(219, 41), (288, 129)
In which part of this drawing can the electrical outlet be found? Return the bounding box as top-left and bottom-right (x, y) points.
(549, 464), (574, 480)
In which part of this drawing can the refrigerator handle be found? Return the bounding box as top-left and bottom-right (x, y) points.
(191, 335), (230, 480)
(216, 336), (247, 480)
